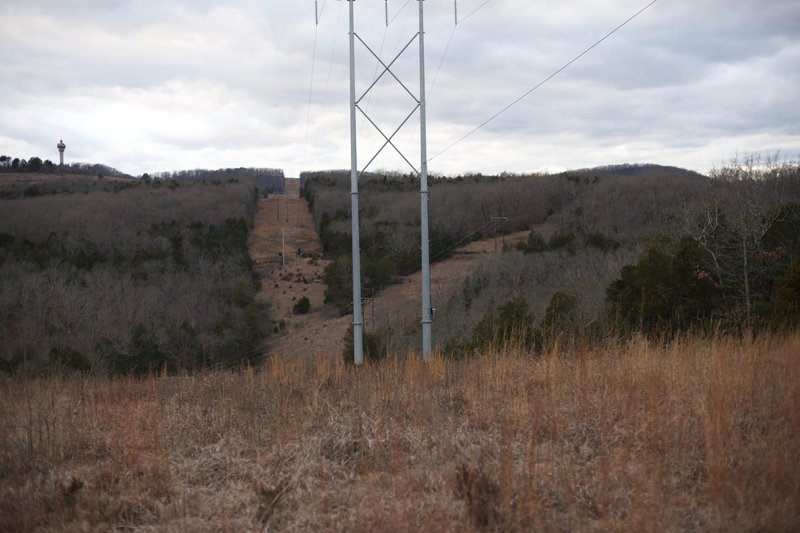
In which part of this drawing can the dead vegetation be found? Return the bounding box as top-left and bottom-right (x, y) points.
(0, 178), (263, 372)
(1, 332), (798, 531)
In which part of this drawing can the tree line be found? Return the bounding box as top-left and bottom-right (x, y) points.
(446, 156), (800, 357)
(607, 156), (800, 334)
(154, 167), (285, 196)
(0, 154), (131, 178)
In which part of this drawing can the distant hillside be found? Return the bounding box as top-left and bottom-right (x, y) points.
(156, 167), (285, 196)
(0, 172), (138, 199)
(0, 153), (133, 179)
(574, 163), (706, 178)
(302, 158), (800, 353)
(0, 178), (264, 374)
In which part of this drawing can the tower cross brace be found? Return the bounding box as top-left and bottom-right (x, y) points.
(346, 0), (433, 363)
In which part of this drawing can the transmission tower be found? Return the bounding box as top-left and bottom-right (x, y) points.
(345, 0), (435, 362)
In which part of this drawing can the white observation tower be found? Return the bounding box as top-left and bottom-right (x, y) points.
(57, 139), (66, 165)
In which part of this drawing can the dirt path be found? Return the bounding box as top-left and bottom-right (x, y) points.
(248, 180), (351, 360)
(249, 183), (538, 359)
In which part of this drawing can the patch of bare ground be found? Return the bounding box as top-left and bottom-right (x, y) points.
(1, 333), (798, 530)
(248, 182), (351, 360)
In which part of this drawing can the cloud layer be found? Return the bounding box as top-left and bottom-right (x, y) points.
(1, 0), (798, 176)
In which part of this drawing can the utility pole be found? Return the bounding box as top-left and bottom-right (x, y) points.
(343, 0), (436, 362)
(418, 0), (432, 359)
(348, 0), (364, 365)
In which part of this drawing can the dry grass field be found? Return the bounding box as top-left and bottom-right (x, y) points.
(1, 333), (798, 531)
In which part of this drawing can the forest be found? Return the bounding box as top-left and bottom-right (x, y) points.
(0, 175), (265, 374)
(2, 155), (799, 371)
(302, 156), (800, 355)
(153, 167), (285, 196)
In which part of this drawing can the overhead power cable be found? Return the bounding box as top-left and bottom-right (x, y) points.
(396, 217), (497, 278)
(302, 4), (322, 171)
(432, 0), (494, 100)
(458, 0), (491, 24)
(429, 25), (457, 100)
(428, 0), (658, 163)
(319, 1), (344, 109)
(389, 0), (411, 25)
(403, 0), (487, 155)
(310, 0), (343, 168)
(358, 23), (390, 141)
(360, 0), (413, 141)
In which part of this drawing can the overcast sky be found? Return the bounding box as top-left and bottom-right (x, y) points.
(1, 0), (798, 177)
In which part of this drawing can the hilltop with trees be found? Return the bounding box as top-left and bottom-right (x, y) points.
(154, 167), (285, 196)
(302, 156), (800, 355)
(0, 153), (132, 179)
(0, 173), (264, 374)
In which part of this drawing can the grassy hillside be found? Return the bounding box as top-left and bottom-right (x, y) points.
(0, 174), (264, 373)
(2, 333), (798, 530)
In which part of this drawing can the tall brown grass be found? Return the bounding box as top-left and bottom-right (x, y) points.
(1, 333), (798, 531)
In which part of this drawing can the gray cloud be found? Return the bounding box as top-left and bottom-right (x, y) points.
(0, 0), (798, 177)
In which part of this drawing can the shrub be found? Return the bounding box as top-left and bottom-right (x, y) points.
(469, 296), (536, 353)
(103, 325), (173, 375)
(606, 236), (723, 333)
(771, 260), (800, 325)
(541, 290), (579, 342)
(342, 325), (387, 364)
(0, 347), (33, 374)
(293, 296), (311, 315)
(585, 230), (619, 252)
(547, 231), (575, 252)
(516, 230), (547, 254)
(49, 347), (91, 373)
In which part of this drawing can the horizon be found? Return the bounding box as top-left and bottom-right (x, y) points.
(1, 1), (798, 177)
(0, 154), (718, 180)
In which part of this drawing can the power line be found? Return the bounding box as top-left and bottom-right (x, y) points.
(429, 25), (457, 101)
(458, 0), (491, 24)
(395, 217), (497, 278)
(361, 0), (415, 146)
(310, 1), (344, 169)
(403, 0), (488, 154)
(389, 0), (412, 25)
(428, 0), (659, 163)
(319, 1), (344, 109)
(302, 5), (322, 172)
(358, 25), (390, 142)
(429, 220), (493, 263)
